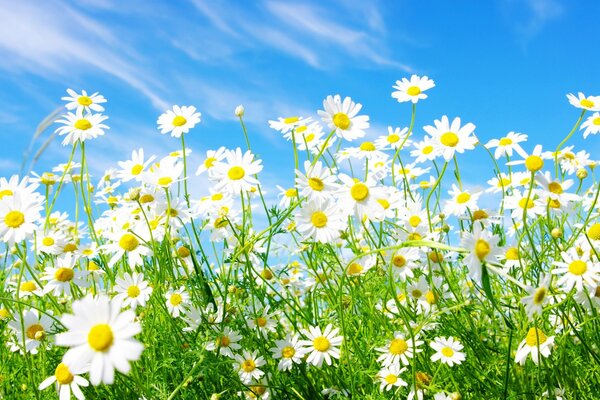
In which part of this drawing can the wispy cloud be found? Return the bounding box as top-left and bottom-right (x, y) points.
(500, 0), (563, 45)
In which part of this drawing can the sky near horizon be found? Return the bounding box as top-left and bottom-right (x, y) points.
(0, 0), (599, 198)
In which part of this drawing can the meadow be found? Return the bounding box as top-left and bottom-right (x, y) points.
(1, 78), (600, 399)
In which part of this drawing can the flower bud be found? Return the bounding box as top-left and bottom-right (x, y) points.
(576, 168), (588, 179)
(235, 105), (245, 117)
(551, 228), (562, 238)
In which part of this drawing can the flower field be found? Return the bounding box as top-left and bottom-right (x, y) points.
(1, 79), (600, 399)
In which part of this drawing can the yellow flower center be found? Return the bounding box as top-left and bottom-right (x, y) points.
(412, 289), (423, 298)
(0, 308), (9, 319)
(0, 189), (13, 199)
(440, 132), (459, 147)
(347, 262), (363, 275)
(499, 137), (513, 146)
(406, 86), (421, 96)
(228, 166), (245, 180)
(392, 255), (406, 268)
(177, 246), (191, 258)
(332, 112), (351, 130)
(77, 96), (93, 106)
(472, 209), (489, 220)
(593, 117), (600, 126)
(548, 182), (563, 194)
(54, 363), (74, 385)
(64, 243), (78, 252)
(284, 116), (299, 124)
(127, 285), (141, 298)
(88, 324), (114, 352)
(21, 281), (37, 292)
(313, 336), (330, 352)
(131, 164), (144, 175)
(429, 251), (444, 263)
(587, 223), (600, 240)
(26, 324), (44, 340)
(350, 183), (369, 201)
(377, 199), (390, 209)
(255, 317), (267, 327)
(425, 290), (437, 304)
(408, 215), (421, 228)
(261, 269), (274, 280)
(308, 177), (324, 191)
(422, 145), (433, 154)
(119, 233), (139, 252)
(4, 210), (25, 228)
(305, 133), (315, 142)
(359, 142), (376, 151)
(387, 134), (400, 143)
(158, 176), (173, 186)
(533, 287), (546, 305)
(525, 155), (544, 172)
(580, 98), (595, 108)
(42, 237), (55, 246)
(475, 239), (491, 261)
(296, 125), (307, 133)
(389, 338), (408, 355)
(311, 211), (328, 228)
(568, 260), (587, 276)
(525, 328), (547, 346)
(385, 374), (398, 384)
(216, 335), (230, 347)
(456, 192), (471, 204)
(505, 247), (520, 260)
(518, 197), (535, 209)
(140, 194), (154, 203)
(242, 359), (256, 372)
(74, 119), (92, 130)
(285, 188), (297, 197)
(441, 346), (454, 357)
(170, 293), (183, 306)
(172, 115), (187, 127)
(211, 193), (223, 201)
(54, 268), (74, 282)
(282, 346), (295, 358)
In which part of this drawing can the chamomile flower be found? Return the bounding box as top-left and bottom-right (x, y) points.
(295, 161), (338, 203)
(460, 225), (502, 284)
(509, 144), (546, 173)
(514, 327), (554, 365)
(318, 95), (370, 141)
(142, 156), (184, 189)
(8, 309), (53, 354)
(580, 112), (600, 139)
(410, 136), (437, 164)
(0, 193), (43, 245)
(269, 116), (312, 134)
(376, 331), (423, 367)
(424, 116), (477, 161)
(300, 324), (343, 367)
(62, 88), (106, 113)
(55, 294), (143, 385)
(211, 148), (263, 194)
(377, 364), (408, 392)
(165, 287), (190, 317)
(521, 274), (552, 318)
(430, 337), (465, 366)
(392, 75), (435, 104)
(114, 272), (153, 309)
(270, 334), (306, 371)
(552, 248), (600, 291)
(337, 174), (384, 221)
(38, 362), (89, 400)
(387, 246), (420, 280)
(116, 148), (156, 182)
(206, 327), (242, 358)
(104, 230), (153, 268)
(485, 131), (528, 159)
(295, 200), (344, 243)
(55, 110), (109, 145)
(196, 147), (227, 176)
(234, 350), (266, 384)
(443, 184), (480, 216)
(276, 185), (298, 209)
(157, 105), (201, 138)
(566, 92), (600, 112)
(41, 254), (90, 297)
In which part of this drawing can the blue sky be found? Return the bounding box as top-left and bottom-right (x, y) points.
(0, 0), (599, 195)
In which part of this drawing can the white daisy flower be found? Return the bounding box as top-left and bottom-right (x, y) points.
(300, 324), (343, 367)
(514, 327), (554, 365)
(103, 230), (152, 268)
(8, 309), (53, 354)
(196, 147), (227, 176)
(295, 160), (338, 203)
(485, 131), (528, 159)
(142, 156), (184, 189)
(270, 334), (306, 371)
(0, 193), (43, 245)
(318, 94), (370, 141)
(269, 116), (312, 134)
(552, 248), (600, 291)
(566, 92), (600, 111)
(521, 274), (552, 318)
(377, 363), (408, 392)
(41, 254), (90, 297)
(423, 116), (477, 161)
(443, 184), (480, 216)
(165, 287), (190, 317)
(580, 112), (600, 139)
(38, 362), (89, 400)
(54, 110), (109, 146)
(114, 272), (153, 309)
(392, 75), (435, 104)
(460, 225), (502, 284)
(430, 336), (466, 367)
(157, 105), (201, 138)
(206, 327), (242, 358)
(337, 174), (384, 221)
(116, 148), (156, 182)
(55, 294), (144, 385)
(376, 331), (423, 367)
(211, 148), (263, 194)
(295, 200), (345, 244)
(234, 350), (266, 384)
(62, 88), (106, 113)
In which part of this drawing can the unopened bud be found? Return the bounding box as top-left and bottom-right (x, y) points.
(551, 228), (562, 238)
(576, 168), (588, 179)
(235, 105), (245, 117)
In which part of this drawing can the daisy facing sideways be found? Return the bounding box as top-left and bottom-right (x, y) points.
(318, 95), (370, 141)
(514, 327), (554, 365)
(55, 294), (144, 385)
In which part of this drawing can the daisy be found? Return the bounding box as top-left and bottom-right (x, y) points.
(341, 141), (388, 161)
(485, 131), (528, 159)
(460, 225), (502, 284)
(211, 148), (263, 194)
(423, 116), (477, 161)
(509, 144), (546, 173)
(387, 246), (420, 280)
(443, 184), (480, 216)
(8, 309), (54, 354)
(104, 230), (152, 268)
(514, 327), (554, 365)
(374, 126), (409, 149)
(503, 189), (546, 220)
(113, 272), (153, 309)
(41, 254), (90, 297)
(157, 105), (201, 138)
(38, 362), (89, 400)
(0, 193), (43, 245)
(521, 274), (552, 318)
(300, 324), (343, 367)
(62, 88), (106, 113)
(234, 350), (266, 384)
(142, 156), (184, 189)
(54, 110), (109, 145)
(293, 122), (326, 152)
(377, 364), (408, 392)
(275, 185), (298, 209)
(270, 334), (306, 371)
(486, 173), (513, 193)
(566, 92), (600, 112)
(116, 148), (156, 182)
(318, 94), (370, 141)
(196, 147), (226, 176)
(552, 248), (600, 291)
(392, 75), (435, 104)
(295, 161), (338, 203)
(0, 175), (42, 200)
(295, 200), (345, 243)
(269, 116), (312, 134)
(165, 287), (190, 317)
(580, 112), (600, 139)
(206, 327), (242, 358)
(34, 229), (67, 255)
(430, 336), (466, 366)
(337, 174), (384, 221)
(376, 331), (423, 367)
(410, 136), (437, 164)
(55, 294), (143, 385)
